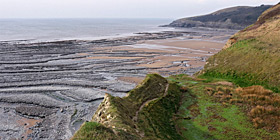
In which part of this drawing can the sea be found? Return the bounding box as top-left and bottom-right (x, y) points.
(0, 18), (175, 43)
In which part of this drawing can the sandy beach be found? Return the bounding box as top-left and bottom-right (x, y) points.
(87, 38), (225, 84)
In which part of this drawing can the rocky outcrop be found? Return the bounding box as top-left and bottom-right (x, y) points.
(164, 5), (272, 29)
(223, 37), (237, 49)
(72, 74), (185, 140)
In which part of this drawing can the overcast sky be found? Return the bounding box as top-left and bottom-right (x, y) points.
(0, 0), (278, 19)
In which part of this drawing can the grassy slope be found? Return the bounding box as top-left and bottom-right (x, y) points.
(72, 122), (119, 140)
(73, 73), (280, 140)
(169, 5), (280, 139)
(168, 74), (280, 140)
(72, 74), (184, 140)
(72, 5), (280, 140)
(137, 82), (183, 140)
(201, 4), (280, 92)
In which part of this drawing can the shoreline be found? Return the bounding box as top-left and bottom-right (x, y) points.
(0, 27), (237, 45)
(0, 28), (236, 139)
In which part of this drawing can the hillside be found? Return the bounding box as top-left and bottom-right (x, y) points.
(72, 4), (280, 140)
(196, 3), (280, 137)
(201, 3), (280, 92)
(72, 74), (185, 140)
(165, 5), (272, 29)
(72, 74), (280, 140)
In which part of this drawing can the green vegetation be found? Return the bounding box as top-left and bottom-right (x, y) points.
(199, 70), (279, 93)
(168, 74), (280, 140)
(137, 83), (183, 140)
(172, 5), (280, 139)
(72, 74), (185, 140)
(73, 4), (280, 140)
(72, 122), (118, 140)
(202, 4), (280, 93)
(202, 35), (280, 93)
(126, 73), (168, 115)
(73, 73), (280, 140)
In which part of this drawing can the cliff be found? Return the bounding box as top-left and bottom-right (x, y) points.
(72, 3), (280, 140)
(72, 74), (280, 140)
(72, 74), (184, 140)
(165, 5), (272, 29)
(201, 3), (280, 92)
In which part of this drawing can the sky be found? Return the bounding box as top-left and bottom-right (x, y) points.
(0, 0), (279, 19)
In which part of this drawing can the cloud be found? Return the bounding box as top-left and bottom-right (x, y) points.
(0, 0), (278, 18)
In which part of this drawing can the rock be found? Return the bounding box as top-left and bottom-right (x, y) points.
(15, 106), (54, 118)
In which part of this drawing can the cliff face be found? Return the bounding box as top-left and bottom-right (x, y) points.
(165, 5), (272, 29)
(201, 3), (280, 92)
(72, 74), (184, 140)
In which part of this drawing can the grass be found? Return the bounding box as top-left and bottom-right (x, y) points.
(137, 83), (184, 140)
(125, 73), (168, 115)
(72, 73), (280, 140)
(193, 8), (280, 138)
(199, 71), (280, 93)
(202, 39), (280, 93)
(230, 86), (280, 133)
(72, 6), (280, 139)
(168, 75), (280, 140)
(71, 122), (118, 140)
(72, 74), (184, 140)
(202, 7), (280, 93)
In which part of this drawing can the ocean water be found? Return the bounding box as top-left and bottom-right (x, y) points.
(0, 18), (174, 43)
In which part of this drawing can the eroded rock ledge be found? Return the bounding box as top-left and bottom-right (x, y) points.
(72, 74), (186, 140)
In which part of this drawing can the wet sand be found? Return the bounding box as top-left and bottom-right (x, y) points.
(98, 39), (224, 80)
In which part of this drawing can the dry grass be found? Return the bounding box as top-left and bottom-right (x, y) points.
(206, 85), (280, 134)
(236, 4), (280, 46)
(205, 86), (234, 100)
(213, 81), (234, 86)
(235, 86), (280, 106)
(236, 86), (280, 133)
(202, 4), (280, 93)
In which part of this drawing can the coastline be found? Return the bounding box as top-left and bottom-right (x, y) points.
(0, 28), (236, 139)
(0, 27), (236, 45)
